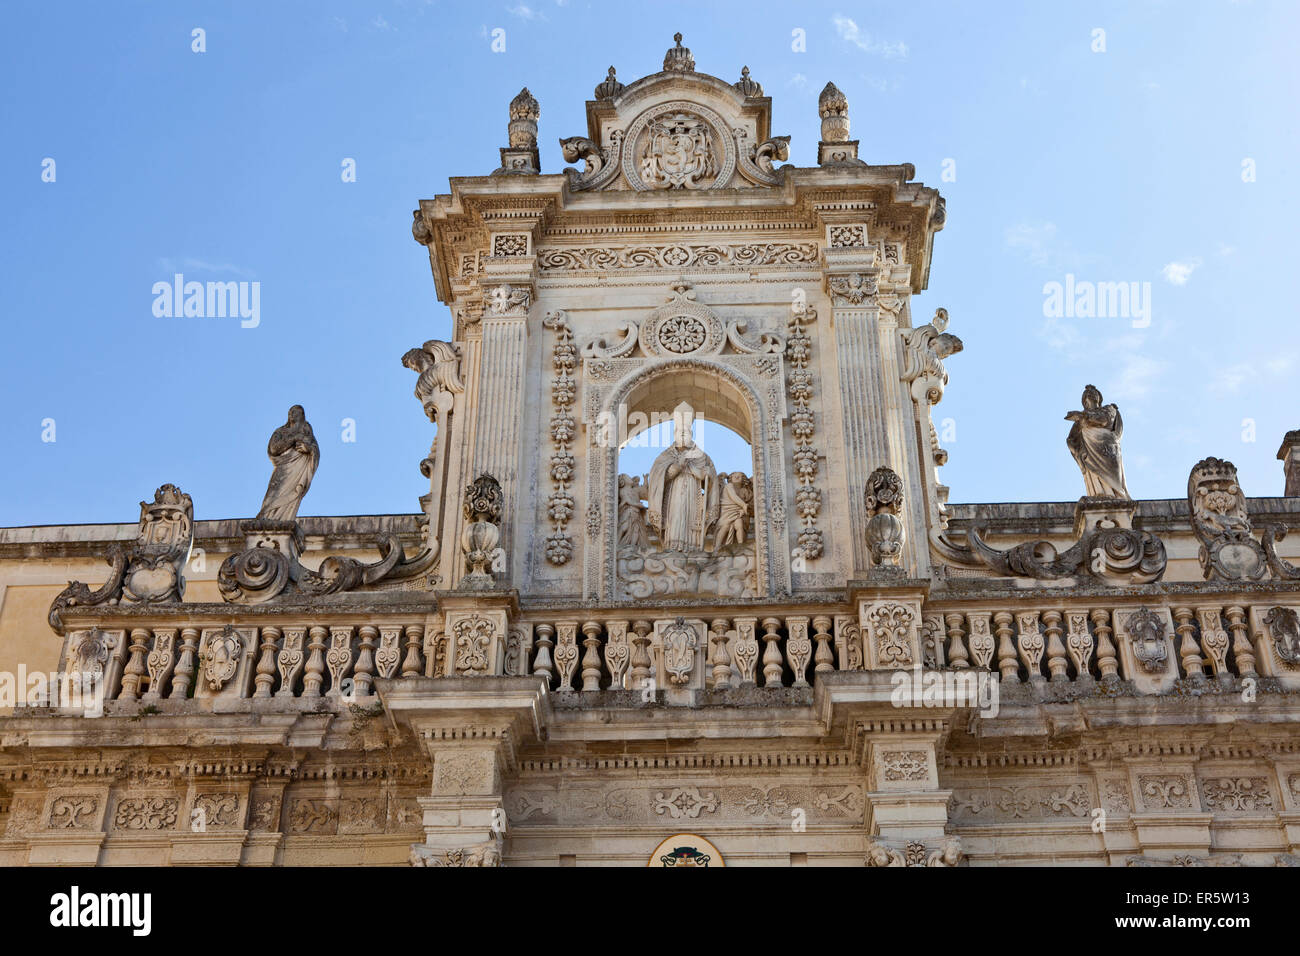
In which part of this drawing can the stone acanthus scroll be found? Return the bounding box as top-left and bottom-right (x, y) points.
(403, 339), (465, 564)
(900, 308), (962, 512)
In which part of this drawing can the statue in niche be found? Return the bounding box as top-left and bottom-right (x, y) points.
(714, 472), (754, 551)
(617, 474), (650, 552)
(1065, 385), (1129, 499)
(645, 403), (720, 552)
(257, 405), (320, 522)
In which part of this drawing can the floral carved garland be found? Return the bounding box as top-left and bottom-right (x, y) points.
(543, 311), (576, 564)
(787, 306), (823, 560)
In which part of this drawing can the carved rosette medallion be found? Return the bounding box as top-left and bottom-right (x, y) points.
(637, 283), (725, 358)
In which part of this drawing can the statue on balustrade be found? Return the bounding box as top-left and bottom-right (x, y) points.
(645, 403), (720, 552)
(257, 405), (320, 522)
(1066, 385), (1129, 499)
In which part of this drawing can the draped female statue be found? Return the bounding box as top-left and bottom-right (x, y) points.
(257, 405), (320, 522)
(1065, 385), (1129, 499)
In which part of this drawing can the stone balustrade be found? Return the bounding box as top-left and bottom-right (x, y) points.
(40, 597), (1300, 708)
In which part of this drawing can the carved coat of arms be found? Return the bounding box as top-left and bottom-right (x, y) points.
(640, 113), (716, 189)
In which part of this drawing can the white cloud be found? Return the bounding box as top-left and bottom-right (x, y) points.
(1038, 316), (1081, 351)
(158, 258), (254, 278)
(1161, 258), (1201, 285)
(1005, 221), (1058, 267)
(832, 15), (907, 58)
(508, 4), (546, 20)
(788, 72), (809, 90)
(1108, 351), (1165, 403)
(371, 15), (393, 30)
(1208, 361), (1254, 396)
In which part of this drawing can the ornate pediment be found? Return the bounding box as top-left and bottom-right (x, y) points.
(561, 34), (789, 192)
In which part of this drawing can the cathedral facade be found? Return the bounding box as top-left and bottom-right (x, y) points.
(4, 36), (1300, 867)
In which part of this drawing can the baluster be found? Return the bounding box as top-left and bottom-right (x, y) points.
(995, 612), (1019, 682)
(1226, 606), (1256, 678)
(1043, 611), (1068, 682)
(945, 613), (969, 668)
(1197, 607), (1229, 680)
(1173, 607), (1204, 680)
(731, 618), (759, 685)
(967, 612), (995, 670)
(170, 627), (200, 699)
(401, 624), (425, 678)
(144, 628), (177, 701)
(604, 621), (630, 690)
(533, 624), (556, 685)
(709, 618), (732, 689)
(326, 626), (354, 697)
(785, 617), (812, 688)
(1092, 609), (1118, 682)
(554, 622), (579, 693)
(1015, 611), (1044, 682)
(119, 628), (150, 701)
(580, 621), (603, 691)
(628, 621), (652, 690)
(812, 615), (834, 675)
(1065, 611), (1094, 680)
(921, 614), (945, 668)
(253, 626), (280, 698)
(375, 625), (403, 679)
(276, 626), (306, 698)
(354, 625), (378, 697)
(761, 617), (784, 687)
(302, 625), (328, 698)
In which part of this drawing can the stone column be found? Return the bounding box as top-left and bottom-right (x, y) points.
(824, 247), (890, 574)
(465, 244), (536, 587)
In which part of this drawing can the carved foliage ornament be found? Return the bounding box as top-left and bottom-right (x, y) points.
(543, 311), (576, 565)
(786, 304), (823, 560)
(864, 466), (905, 567)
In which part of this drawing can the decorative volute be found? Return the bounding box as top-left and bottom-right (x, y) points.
(663, 32), (695, 72)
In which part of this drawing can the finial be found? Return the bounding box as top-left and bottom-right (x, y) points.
(594, 65), (624, 99)
(493, 87), (541, 175)
(734, 65), (763, 97)
(817, 81), (863, 165)
(663, 32), (695, 72)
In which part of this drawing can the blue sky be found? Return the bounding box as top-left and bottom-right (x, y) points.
(2, 0), (1297, 527)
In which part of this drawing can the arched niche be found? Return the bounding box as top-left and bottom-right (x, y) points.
(585, 357), (790, 602)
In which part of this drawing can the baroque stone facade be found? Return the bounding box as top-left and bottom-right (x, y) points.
(3, 35), (1300, 868)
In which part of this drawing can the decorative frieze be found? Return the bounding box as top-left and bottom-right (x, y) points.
(536, 242), (818, 272)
